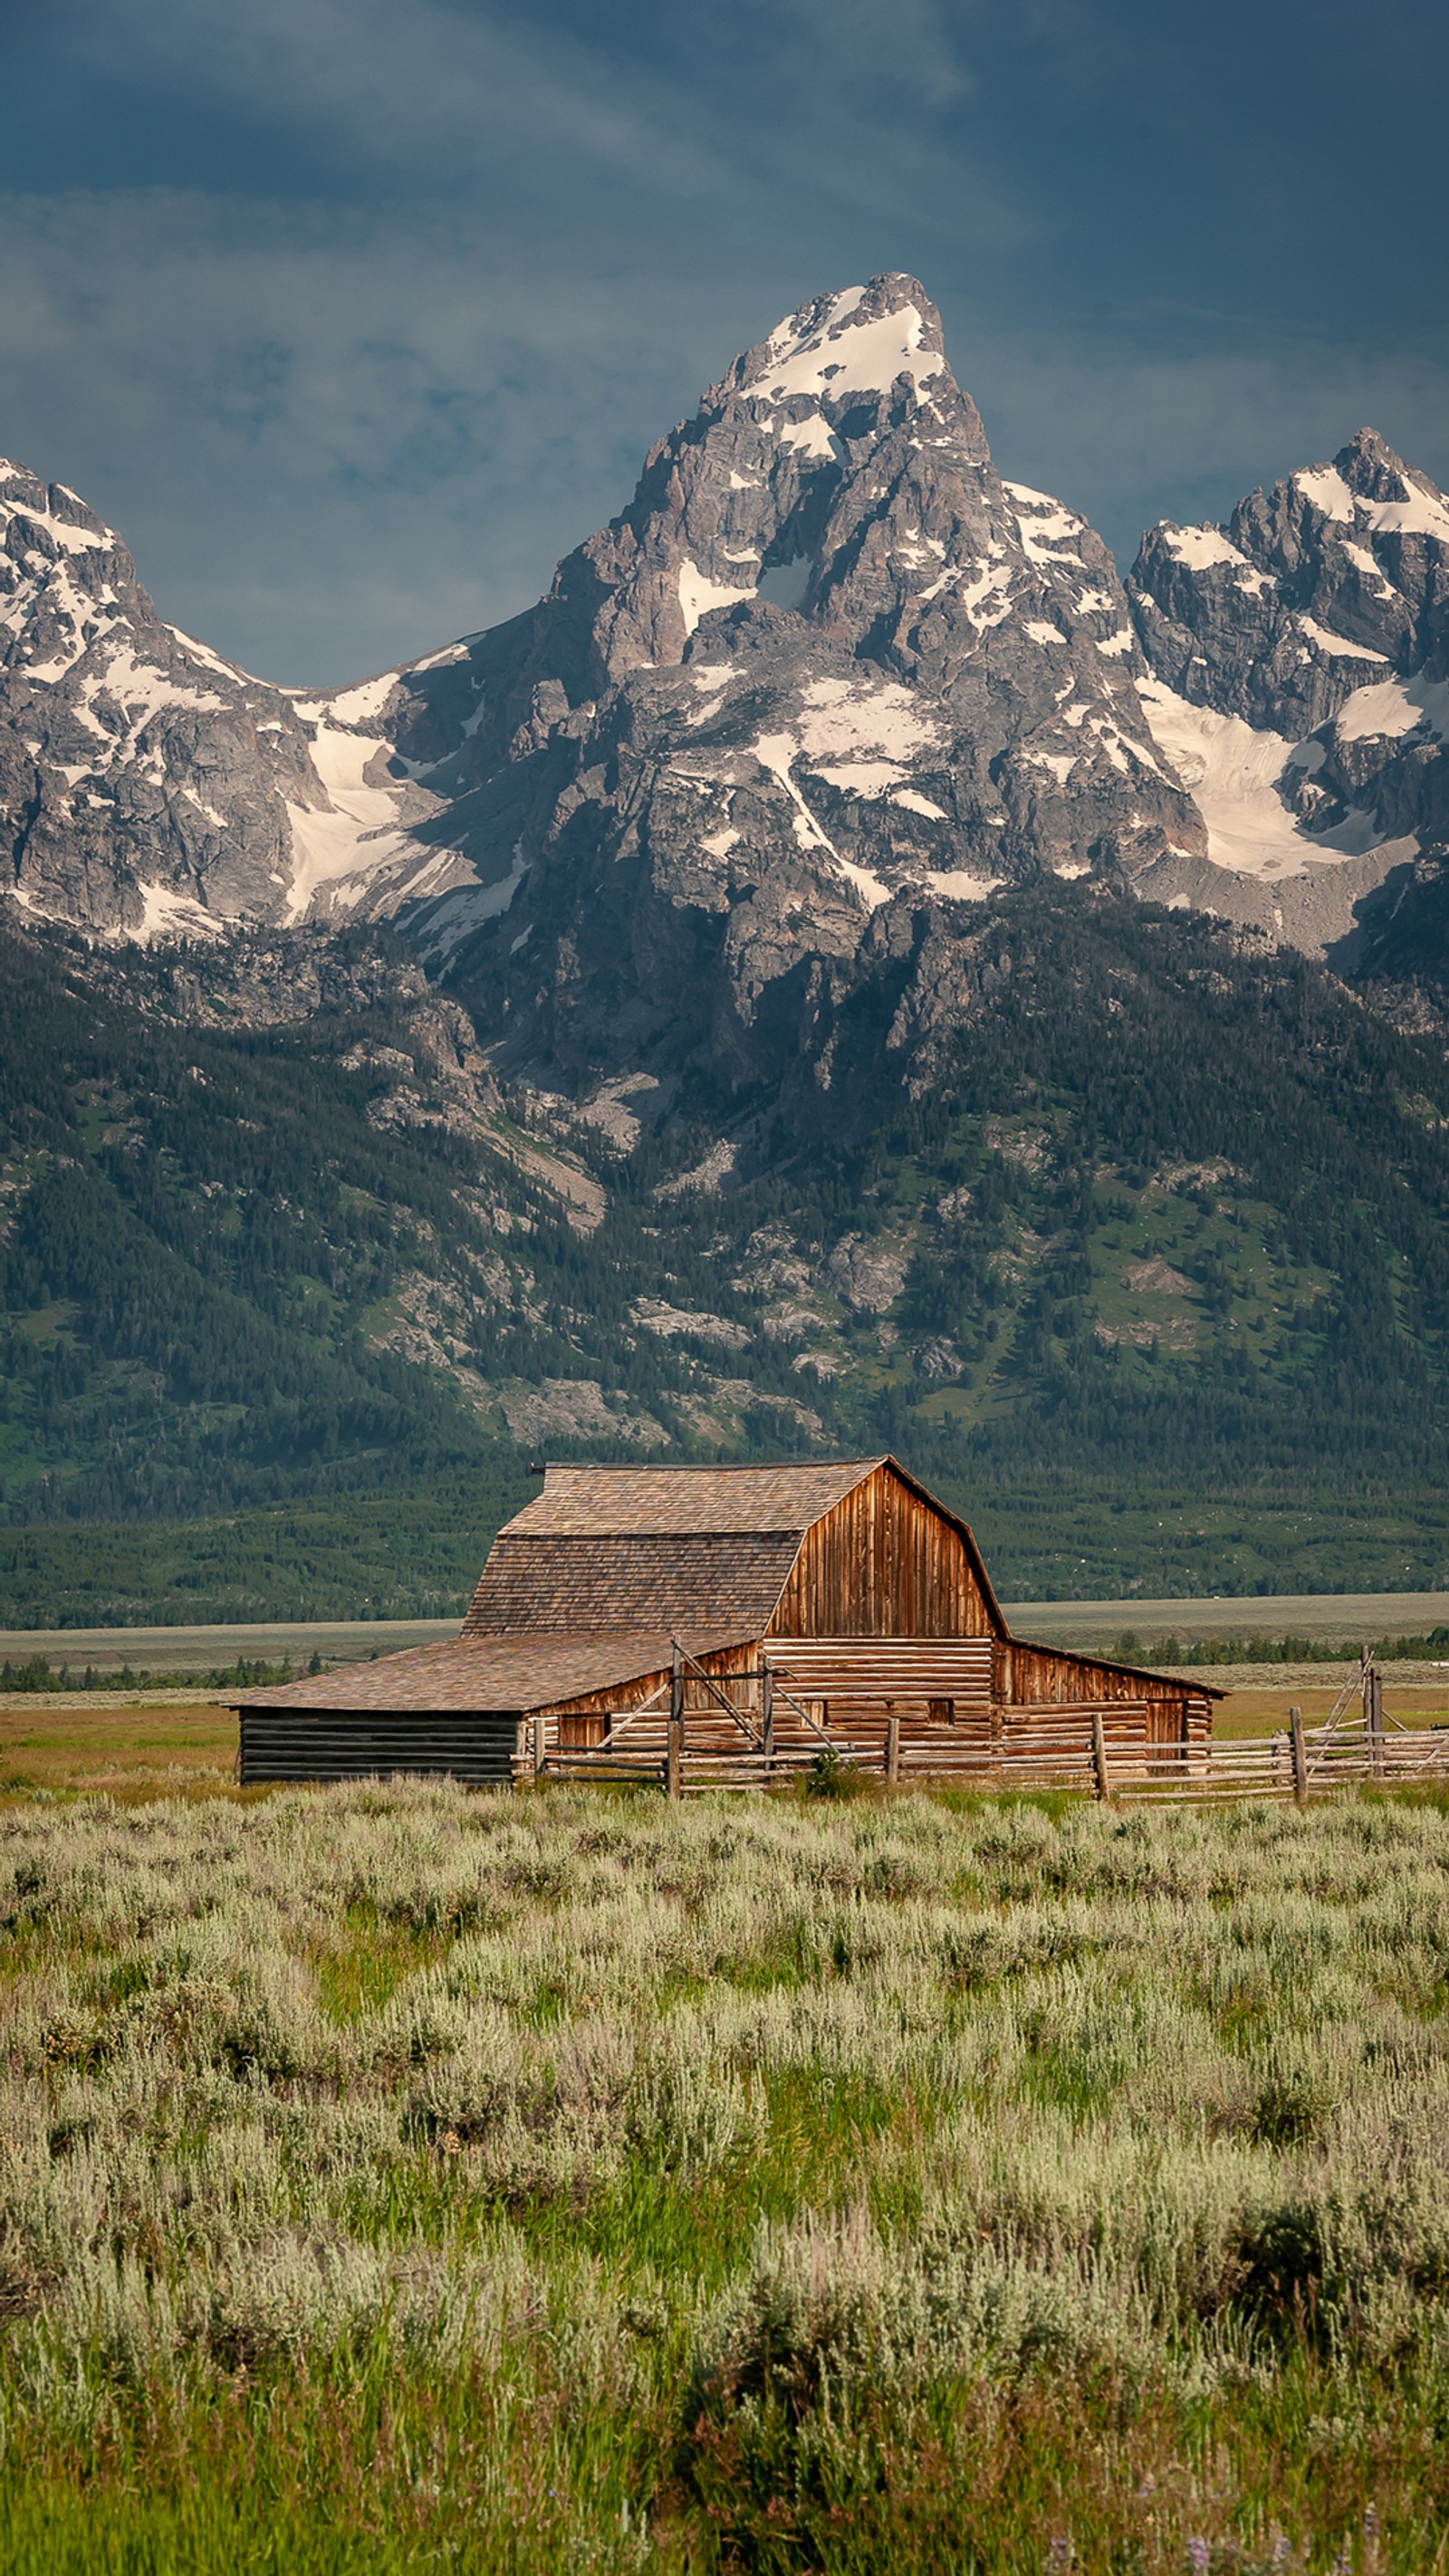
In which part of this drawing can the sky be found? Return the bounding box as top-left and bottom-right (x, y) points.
(4, 0), (1445, 687)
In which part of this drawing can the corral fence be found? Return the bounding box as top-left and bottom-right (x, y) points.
(532, 1642), (1449, 1805)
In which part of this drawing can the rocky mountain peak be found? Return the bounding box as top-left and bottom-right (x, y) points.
(1291, 425), (1449, 531)
(0, 448), (465, 942)
(351, 277), (1204, 1082)
(2, 459), (116, 553)
(502, 273), (993, 702)
(1124, 427), (1449, 956)
(1130, 428), (1449, 735)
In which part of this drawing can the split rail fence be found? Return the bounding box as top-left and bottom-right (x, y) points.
(531, 1643), (1449, 1806)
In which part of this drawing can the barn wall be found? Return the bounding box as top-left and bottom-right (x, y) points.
(767, 1465), (995, 1639)
(999, 1640), (1214, 1749)
(238, 1710), (522, 1787)
(539, 1639), (763, 1749)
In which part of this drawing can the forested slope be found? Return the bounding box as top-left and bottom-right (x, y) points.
(4, 889), (1449, 1617)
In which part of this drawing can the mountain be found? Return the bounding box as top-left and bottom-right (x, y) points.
(1126, 428), (1449, 958)
(2, 281), (1204, 981)
(7, 281), (1449, 1033)
(0, 459), (457, 939)
(6, 275), (1449, 1611)
(6, 876), (1449, 1610)
(354, 274), (1210, 1088)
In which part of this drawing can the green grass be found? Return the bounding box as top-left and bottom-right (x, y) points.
(1, 1782), (1448, 2569)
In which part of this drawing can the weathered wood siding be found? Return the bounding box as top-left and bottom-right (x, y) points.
(766, 1464), (995, 1639)
(238, 1708), (522, 1787)
(996, 1640), (1212, 1750)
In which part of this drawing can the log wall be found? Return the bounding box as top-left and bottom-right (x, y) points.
(997, 1639), (1213, 1751)
(238, 1708), (522, 1787)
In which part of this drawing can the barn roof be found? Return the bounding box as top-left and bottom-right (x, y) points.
(242, 1629), (748, 1716)
(498, 1457), (888, 1538)
(464, 1454), (1008, 1644)
(464, 1532), (802, 1638)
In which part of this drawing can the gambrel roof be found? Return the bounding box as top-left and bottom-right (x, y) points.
(459, 1455), (1005, 1643)
(497, 1458), (888, 1538)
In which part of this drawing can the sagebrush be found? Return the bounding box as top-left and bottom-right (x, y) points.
(2, 1780), (1447, 2571)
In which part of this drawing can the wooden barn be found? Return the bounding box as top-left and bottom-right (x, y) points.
(239, 1456), (1221, 1792)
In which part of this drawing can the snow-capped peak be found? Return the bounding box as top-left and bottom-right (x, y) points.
(745, 274), (947, 408)
(0, 460), (119, 555)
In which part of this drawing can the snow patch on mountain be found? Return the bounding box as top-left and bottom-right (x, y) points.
(1162, 526), (1244, 572)
(678, 561), (756, 636)
(1138, 679), (1411, 883)
(1334, 673), (1449, 744)
(1295, 464), (1449, 542)
(758, 289), (943, 406)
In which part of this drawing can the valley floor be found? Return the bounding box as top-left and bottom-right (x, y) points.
(1, 1780), (1447, 2571)
(4, 1646), (1448, 1798)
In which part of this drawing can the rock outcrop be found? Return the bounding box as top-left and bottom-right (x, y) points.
(1127, 428), (1449, 950)
(7, 284), (1449, 1028)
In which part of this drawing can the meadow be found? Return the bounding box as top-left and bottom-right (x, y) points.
(1, 1780), (1447, 2572)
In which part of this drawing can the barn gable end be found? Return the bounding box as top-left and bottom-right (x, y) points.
(766, 1459), (1003, 1639)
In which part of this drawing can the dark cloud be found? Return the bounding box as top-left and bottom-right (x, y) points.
(3, 0), (1444, 682)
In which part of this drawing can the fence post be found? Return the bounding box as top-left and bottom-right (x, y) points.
(885, 1707), (900, 1784)
(762, 1661), (774, 1775)
(1290, 1704), (1308, 1807)
(667, 1641), (683, 1801)
(1090, 1707), (1111, 1802)
(1369, 1666), (1385, 1773)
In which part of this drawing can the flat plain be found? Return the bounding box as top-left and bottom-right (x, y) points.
(0, 1618), (457, 1674)
(5, 1595), (1448, 1676)
(2, 1775), (1447, 2571)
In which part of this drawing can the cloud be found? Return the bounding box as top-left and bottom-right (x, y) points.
(0, 190), (775, 682)
(2, 0), (1444, 678)
(949, 293), (1449, 555)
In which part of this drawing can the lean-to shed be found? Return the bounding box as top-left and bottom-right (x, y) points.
(239, 1456), (1220, 1787)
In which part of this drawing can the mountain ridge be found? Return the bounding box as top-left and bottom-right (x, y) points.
(6, 276), (1449, 1607)
(6, 279), (1449, 1038)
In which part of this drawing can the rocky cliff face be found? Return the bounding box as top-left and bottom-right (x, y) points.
(1127, 428), (1449, 953)
(365, 274), (1204, 1088)
(0, 461), (456, 940)
(6, 283), (1449, 1038)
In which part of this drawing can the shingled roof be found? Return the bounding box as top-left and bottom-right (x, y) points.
(460, 1458), (890, 1642)
(497, 1458), (887, 1538)
(464, 1532), (801, 1638)
(244, 1630), (750, 1716)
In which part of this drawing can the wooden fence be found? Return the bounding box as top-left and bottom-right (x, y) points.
(530, 1643), (1449, 1805)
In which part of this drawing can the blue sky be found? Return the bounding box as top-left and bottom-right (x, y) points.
(5, 0), (1445, 685)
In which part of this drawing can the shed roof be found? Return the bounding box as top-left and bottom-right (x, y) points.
(242, 1629), (749, 1716)
(498, 1458), (886, 1538)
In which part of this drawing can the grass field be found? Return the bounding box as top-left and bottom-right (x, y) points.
(2, 1778), (1448, 2571)
(0, 1699), (236, 1798)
